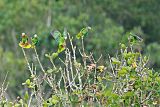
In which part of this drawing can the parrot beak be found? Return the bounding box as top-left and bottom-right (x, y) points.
(87, 26), (91, 30)
(34, 34), (38, 38)
(22, 33), (25, 37)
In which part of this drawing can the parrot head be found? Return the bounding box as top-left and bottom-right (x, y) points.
(22, 32), (26, 37)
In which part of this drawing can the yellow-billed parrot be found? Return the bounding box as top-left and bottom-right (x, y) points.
(19, 33), (31, 48)
(31, 34), (39, 48)
(51, 30), (66, 53)
(76, 26), (91, 39)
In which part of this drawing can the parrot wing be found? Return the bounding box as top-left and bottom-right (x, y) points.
(51, 30), (62, 43)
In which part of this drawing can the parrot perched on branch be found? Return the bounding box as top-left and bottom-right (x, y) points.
(19, 33), (31, 48)
(129, 33), (143, 44)
(57, 36), (66, 53)
(76, 26), (91, 39)
(31, 34), (39, 48)
(51, 30), (67, 53)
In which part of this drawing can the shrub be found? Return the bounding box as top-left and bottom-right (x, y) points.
(0, 28), (160, 107)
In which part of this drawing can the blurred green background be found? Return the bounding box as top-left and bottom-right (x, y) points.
(0, 0), (160, 98)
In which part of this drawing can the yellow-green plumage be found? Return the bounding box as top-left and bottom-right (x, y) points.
(31, 34), (39, 47)
(19, 33), (31, 48)
(76, 27), (91, 39)
(52, 31), (66, 53)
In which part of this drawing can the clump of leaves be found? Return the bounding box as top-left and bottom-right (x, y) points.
(103, 34), (160, 106)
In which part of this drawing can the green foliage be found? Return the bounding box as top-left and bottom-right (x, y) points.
(0, 0), (160, 106)
(0, 46), (27, 96)
(111, 57), (121, 65)
(146, 43), (160, 71)
(1, 30), (159, 106)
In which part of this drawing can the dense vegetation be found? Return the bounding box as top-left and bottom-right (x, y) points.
(1, 29), (160, 106)
(0, 0), (160, 106)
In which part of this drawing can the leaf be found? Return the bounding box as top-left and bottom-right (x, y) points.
(132, 62), (137, 68)
(155, 76), (160, 83)
(105, 89), (119, 100)
(25, 79), (31, 85)
(14, 103), (21, 107)
(123, 92), (134, 98)
(45, 52), (59, 60)
(104, 89), (112, 97)
(51, 52), (59, 59)
(97, 76), (102, 82)
(111, 57), (121, 65)
(97, 66), (105, 72)
(46, 69), (53, 74)
(45, 53), (50, 58)
(24, 91), (29, 101)
(118, 68), (128, 77)
(72, 90), (81, 95)
(43, 101), (49, 107)
(110, 93), (119, 99)
(51, 95), (59, 105)
(120, 43), (126, 49)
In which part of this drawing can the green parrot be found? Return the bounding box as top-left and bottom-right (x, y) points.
(51, 30), (66, 53)
(19, 33), (31, 48)
(129, 33), (143, 44)
(57, 36), (66, 53)
(21, 33), (28, 43)
(31, 34), (39, 48)
(76, 26), (91, 39)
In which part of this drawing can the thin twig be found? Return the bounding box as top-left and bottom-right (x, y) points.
(81, 37), (87, 69)
(34, 48), (45, 73)
(28, 92), (34, 107)
(22, 48), (33, 75)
